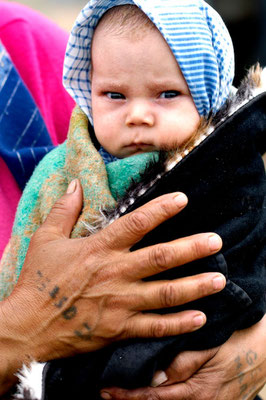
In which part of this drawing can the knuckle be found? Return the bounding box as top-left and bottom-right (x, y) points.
(152, 320), (168, 338)
(174, 315), (187, 335)
(103, 323), (121, 340)
(150, 244), (175, 270)
(160, 283), (177, 307)
(51, 198), (67, 215)
(196, 276), (211, 297)
(190, 238), (205, 259)
(159, 198), (176, 217)
(92, 228), (115, 253)
(126, 211), (151, 235)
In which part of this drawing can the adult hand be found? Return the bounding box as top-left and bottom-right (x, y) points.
(0, 179), (225, 394)
(103, 314), (266, 400)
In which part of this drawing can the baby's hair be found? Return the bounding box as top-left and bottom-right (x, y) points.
(96, 5), (156, 39)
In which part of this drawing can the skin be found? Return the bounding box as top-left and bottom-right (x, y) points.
(102, 315), (266, 400)
(0, 180), (226, 395)
(91, 25), (200, 158)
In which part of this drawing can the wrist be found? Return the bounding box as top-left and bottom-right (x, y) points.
(0, 296), (48, 395)
(0, 304), (26, 394)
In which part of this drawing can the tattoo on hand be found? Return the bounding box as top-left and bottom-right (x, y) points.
(36, 271), (77, 320)
(55, 296), (69, 309)
(246, 350), (257, 366)
(235, 355), (243, 371)
(36, 271), (92, 342)
(37, 270), (51, 292)
(234, 349), (259, 400)
(49, 286), (60, 299)
(75, 323), (92, 340)
(62, 306), (77, 320)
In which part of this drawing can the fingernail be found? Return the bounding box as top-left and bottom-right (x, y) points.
(213, 275), (226, 290)
(208, 234), (222, 251)
(174, 193), (188, 207)
(151, 370), (168, 387)
(193, 314), (205, 327)
(67, 179), (77, 194)
(101, 392), (112, 400)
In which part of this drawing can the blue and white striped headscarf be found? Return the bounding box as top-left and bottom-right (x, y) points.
(63, 0), (234, 124)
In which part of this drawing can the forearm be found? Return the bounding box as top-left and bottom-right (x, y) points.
(233, 314), (266, 399)
(0, 302), (26, 395)
(0, 296), (51, 396)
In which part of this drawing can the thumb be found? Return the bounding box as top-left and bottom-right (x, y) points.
(164, 348), (218, 384)
(151, 348), (218, 387)
(41, 179), (83, 238)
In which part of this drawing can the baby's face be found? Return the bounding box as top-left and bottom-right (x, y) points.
(91, 25), (200, 158)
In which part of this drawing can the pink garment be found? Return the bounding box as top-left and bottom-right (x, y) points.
(0, 159), (21, 258)
(0, 2), (75, 257)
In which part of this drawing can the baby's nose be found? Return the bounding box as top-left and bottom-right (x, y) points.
(126, 101), (155, 127)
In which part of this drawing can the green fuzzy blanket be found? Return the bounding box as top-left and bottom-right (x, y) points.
(0, 106), (157, 300)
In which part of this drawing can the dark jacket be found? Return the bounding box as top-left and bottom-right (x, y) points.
(42, 68), (266, 400)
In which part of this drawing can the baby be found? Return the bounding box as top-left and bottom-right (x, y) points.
(90, 6), (200, 159)
(5, 1), (265, 399)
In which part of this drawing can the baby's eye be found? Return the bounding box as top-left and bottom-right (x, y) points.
(106, 92), (125, 100)
(160, 91), (180, 99)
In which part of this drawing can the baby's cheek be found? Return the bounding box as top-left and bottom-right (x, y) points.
(160, 108), (200, 149)
(188, 109), (201, 135)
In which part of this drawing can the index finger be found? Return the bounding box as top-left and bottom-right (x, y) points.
(97, 192), (188, 250)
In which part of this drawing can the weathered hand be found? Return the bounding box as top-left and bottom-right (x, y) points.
(103, 314), (266, 400)
(0, 179), (225, 394)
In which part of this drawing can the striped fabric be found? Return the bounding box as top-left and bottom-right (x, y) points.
(0, 42), (54, 190)
(63, 0), (234, 123)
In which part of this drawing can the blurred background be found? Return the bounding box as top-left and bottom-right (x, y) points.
(208, 0), (266, 86)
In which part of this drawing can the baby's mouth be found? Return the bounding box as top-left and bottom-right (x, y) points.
(125, 143), (152, 149)
(123, 143), (155, 156)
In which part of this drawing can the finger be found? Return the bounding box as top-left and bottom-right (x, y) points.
(121, 232), (223, 281)
(38, 179), (83, 239)
(98, 192), (188, 250)
(133, 273), (226, 311)
(101, 383), (191, 400)
(163, 348), (218, 384)
(124, 310), (207, 339)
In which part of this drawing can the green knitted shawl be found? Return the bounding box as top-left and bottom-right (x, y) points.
(0, 106), (157, 300)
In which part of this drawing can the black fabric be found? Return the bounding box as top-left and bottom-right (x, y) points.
(43, 94), (266, 399)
